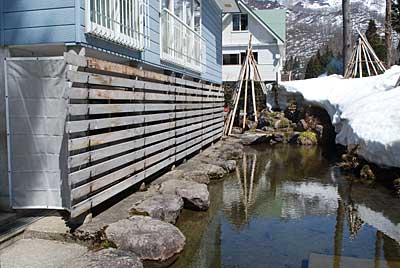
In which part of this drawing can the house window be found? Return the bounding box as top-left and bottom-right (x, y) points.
(240, 52), (258, 63)
(232, 14), (248, 31)
(223, 54), (240, 65)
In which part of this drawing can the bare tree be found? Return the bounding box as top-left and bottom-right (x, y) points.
(385, 0), (393, 67)
(342, 0), (352, 75)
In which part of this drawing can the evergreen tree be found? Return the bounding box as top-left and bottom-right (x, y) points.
(365, 20), (386, 61)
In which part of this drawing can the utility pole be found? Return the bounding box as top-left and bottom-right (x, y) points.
(385, 0), (393, 67)
(342, 0), (352, 75)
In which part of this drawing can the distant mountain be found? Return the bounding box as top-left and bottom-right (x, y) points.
(246, 0), (389, 76)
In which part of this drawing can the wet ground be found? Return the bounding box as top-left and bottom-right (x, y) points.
(171, 144), (400, 268)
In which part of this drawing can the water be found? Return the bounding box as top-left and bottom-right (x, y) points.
(171, 144), (400, 268)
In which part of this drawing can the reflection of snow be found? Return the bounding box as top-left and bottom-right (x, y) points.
(281, 182), (339, 219)
(357, 204), (400, 243)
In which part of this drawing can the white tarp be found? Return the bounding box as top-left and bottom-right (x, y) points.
(272, 66), (400, 168)
(6, 58), (69, 209)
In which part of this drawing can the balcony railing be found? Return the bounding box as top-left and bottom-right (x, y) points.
(85, 0), (149, 50)
(160, 8), (203, 73)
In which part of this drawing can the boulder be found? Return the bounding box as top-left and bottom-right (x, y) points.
(182, 170), (210, 184)
(150, 170), (184, 186)
(66, 248), (143, 268)
(105, 216), (185, 267)
(179, 161), (226, 180)
(130, 193), (184, 224)
(239, 132), (273, 145)
(159, 179), (209, 211)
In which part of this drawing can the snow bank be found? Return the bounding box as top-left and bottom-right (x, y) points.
(274, 66), (400, 168)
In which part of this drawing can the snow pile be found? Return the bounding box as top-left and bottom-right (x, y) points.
(275, 66), (400, 168)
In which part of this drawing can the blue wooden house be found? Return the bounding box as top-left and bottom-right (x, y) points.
(0, 0), (223, 83)
(0, 0), (228, 217)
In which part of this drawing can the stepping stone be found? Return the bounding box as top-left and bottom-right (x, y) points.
(130, 193), (184, 224)
(65, 248), (143, 268)
(159, 179), (210, 211)
(105, 216), (185, 267)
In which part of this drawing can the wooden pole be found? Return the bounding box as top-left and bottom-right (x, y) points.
(353, 42), (360, 78)
(251, 65), (258, 124)
(358, 40), (363, 78)
(363, 41), (379, 75)
(357, 29), (386, 72)
(227, 51), (250, 135)
(360, 41), (371, 76)
(224, 59), (248, 136)
(242, 54), (250, 129)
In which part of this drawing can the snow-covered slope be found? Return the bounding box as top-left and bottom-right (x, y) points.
(274, 68), (400, 168)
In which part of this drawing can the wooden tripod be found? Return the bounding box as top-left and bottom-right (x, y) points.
(224, 35), (267, 136)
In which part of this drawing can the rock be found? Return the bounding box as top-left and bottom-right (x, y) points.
(159, 179), (209, 210)
(182, 170), (210, 184)
(179, 160), (226, 180)
(231, 127), (242, 134)
(261, 126), (274, 132)
(240, 132), (273, 145)
(247, 120), (258, 130)
(360, 165), (375, 181)
(315, 124), (324, 138)
(67, 248), (143, 268)
(272, 133), (285, 143)
(225, 160), (237, 172)
(130, 194), (184, 224)
(105, 216), (185, 266)
(150, 170), (184, 186)
(296, 119), (308, 132)
(297, 131), (318, 146)
(394, 178), (400, 196)
(274, 118), (290, 129)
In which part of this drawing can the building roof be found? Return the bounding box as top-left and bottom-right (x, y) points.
(253, 9), (286, 43)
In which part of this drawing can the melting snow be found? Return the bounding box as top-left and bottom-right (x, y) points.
(274, 66), (400, 168)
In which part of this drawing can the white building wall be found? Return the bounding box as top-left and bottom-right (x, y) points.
(222, 11), (284, 82)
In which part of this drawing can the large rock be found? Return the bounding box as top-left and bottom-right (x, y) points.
(159, 179), (209, 210)
(195, 154), (237, 173)
(182, 170), (210, 184)
(105, 216), (185, 267)
(66, 248), (143, 268)
(130, 193), (183, 224)
(150, 170), (184, 186)
(239, 132), (273, 145)
(178, 160), (226, 181)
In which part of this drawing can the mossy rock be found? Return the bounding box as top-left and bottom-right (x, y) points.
(297, 131), (318, 146)
(360, 165), (375, 181)
(274, 118), (291, 129)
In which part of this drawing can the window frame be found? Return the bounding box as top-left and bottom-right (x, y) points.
(232, 13), (248, 32)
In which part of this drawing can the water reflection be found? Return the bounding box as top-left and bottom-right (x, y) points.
(172, 144), (400, 268)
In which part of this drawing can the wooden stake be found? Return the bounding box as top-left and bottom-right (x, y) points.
(243, 55), (250, 129)
(361, 42), (371, 76)
(227, 49), (250, 135)
(358, 40), (363, 78)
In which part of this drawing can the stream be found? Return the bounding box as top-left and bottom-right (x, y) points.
(171, 144), (400, 268)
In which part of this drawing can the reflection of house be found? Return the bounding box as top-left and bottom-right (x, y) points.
(0, 0), (225, 217)
(222, 1), (286, 82)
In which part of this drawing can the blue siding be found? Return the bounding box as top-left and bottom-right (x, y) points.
(201, 0), (222, 83)
(1, 0), (76, 45)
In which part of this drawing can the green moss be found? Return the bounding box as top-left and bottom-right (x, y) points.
(297, 131), (318, 145)
(100, 239), (117, 249)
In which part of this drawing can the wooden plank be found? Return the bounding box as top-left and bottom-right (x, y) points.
(68, 87), (145, 100)
(69, 148), (145, 185)
(69, 103), (145, 116)
(71, 171), (146, 217)
(69, 138), (145, 168)
(67, 113), (174, 133)
(68, 127), (145, 151)
(71, 159), (145, 201)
